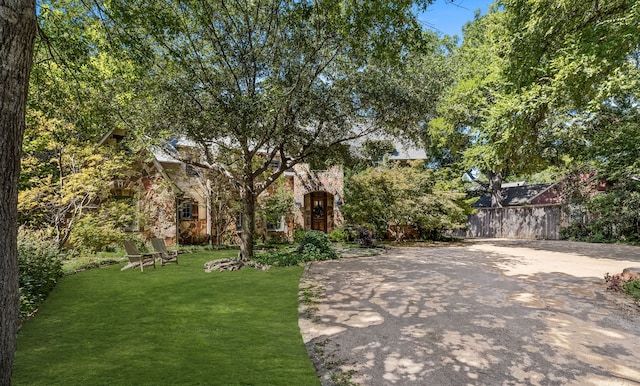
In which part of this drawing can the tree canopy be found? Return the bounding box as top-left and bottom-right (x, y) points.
(428, 0), (640, 206)
(343, 162), (472, 241)
(100, 0), (439, 259)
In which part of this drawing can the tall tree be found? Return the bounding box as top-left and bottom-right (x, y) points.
(105, 0), (435, 260)
(431, 0), (639, 206)
(0, 1), (36, 383)
(429, 8), (523, 207)
(500, 0), (640, 179)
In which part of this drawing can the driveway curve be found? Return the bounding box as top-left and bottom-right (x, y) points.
(299, 239), (640, 385)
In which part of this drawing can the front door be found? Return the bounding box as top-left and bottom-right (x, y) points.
(310, 192), (327, 232)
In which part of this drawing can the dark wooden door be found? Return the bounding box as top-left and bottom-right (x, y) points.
(310, 192), (327, 232)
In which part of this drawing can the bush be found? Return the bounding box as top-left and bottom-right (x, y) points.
(297, 231), (337, 260)
(562, 181), (640, 244)
(67, 201), (134, 253)
(328, 224), (357, 243)
(293, 228), (306, 243)
(328, 228), (348, 242)
(604, 272), (640, 303)
(357, 226), (376, 248)
(343, 164), (471, 241)
(254, 231), (338, 267)
(253, 249), (301, 267)
(18, 229), (64, 320)
(623, 279), (640, 302)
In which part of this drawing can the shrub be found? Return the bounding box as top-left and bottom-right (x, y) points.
(297, 231), (337, 261)
(18, 228), (64, 320)
(67, 201), (134, 253)
(562, 181), (640, 244)
(623, 279), (640, 302)
(328, 228), (348, 242)
(343, 164), (471, 241)
(293, 228), (306, 243)
(328, 224), (357, 243)
(357, 226), (376, 248)
(253, 249), (300, 267)
(254, 231), (338, 266)
(604, 273), (640, 303)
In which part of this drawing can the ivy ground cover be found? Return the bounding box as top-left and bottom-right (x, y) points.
(13, 251), (319, 385)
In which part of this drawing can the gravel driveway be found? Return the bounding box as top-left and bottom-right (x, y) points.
(299, 239), (640, 385)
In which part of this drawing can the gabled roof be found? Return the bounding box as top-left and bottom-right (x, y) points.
(472, 167), (603, 208)
(473, 183), (552, 207)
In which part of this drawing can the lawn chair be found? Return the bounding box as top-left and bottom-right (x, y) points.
(151, 238), (179, 267)
(122, 240), (158, 272)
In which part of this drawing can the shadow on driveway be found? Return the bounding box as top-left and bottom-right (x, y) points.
(299, 240), (640, 385)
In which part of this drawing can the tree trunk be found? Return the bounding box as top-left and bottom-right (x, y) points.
(205, 179), (212, 246)
(239, 187), (256, 261)
(486, 170), (504, 208)
(0, 2), (37, 384)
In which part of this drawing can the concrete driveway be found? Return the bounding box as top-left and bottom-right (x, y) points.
(299, 239), (640, 385)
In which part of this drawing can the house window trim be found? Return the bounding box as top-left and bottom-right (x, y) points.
(266, 216), (286, 232)
(179, 202), (193, 220)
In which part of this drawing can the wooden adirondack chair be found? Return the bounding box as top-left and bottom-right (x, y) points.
(151, 238), (179, 267)
(122, 240), (157, 272)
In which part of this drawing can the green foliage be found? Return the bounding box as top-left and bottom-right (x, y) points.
(255, 230), (338, 266)
(361, 139), (396, 166)
(343, 163), (471, 241)
(19, 112), (132, 249)
(297, 231), (338, 261)
(254, 249), (305, 267)
(328, 224), (357, 243)
(605, 273), (640, 303)
(433, 0), (639, 197)
(67, 201), (137, 253)
(623, 279), (640, 302)
(31, 2), (144, 142)
(293, 228), (306, 243)
(562, 181), (640, 243)
(17, 229), (64, 320)
(258, 180), (294, 231)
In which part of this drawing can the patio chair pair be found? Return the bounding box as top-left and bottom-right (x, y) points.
(121, 239), (179, 272)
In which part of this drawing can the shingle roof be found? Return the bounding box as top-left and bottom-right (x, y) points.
(473, 183), (551, 207)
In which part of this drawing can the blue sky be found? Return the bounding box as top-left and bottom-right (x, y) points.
(418, 0), (495, 38)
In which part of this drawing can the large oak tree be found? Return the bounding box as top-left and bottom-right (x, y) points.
(105, 0), (435, 260)
(0, 0), (36, 383)
(431, 0), (639, 206)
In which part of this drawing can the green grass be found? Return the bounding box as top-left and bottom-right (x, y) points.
(13, 250), (320, 385)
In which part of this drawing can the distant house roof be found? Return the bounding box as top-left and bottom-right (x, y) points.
(473, 183), (553, 207)
(388, 141), (427, 161)
(350, 134), (427, 161)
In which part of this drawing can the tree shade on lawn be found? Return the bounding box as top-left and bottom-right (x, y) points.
(13, 251), (319, 385)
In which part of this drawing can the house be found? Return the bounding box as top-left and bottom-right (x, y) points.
(99, 129), (344, 246)
(463, 168), (607, 240)
(472, 181), (558, 208)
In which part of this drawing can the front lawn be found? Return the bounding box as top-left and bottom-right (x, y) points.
(13, 250), (319, 385)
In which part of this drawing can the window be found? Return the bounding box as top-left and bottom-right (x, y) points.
(266, 216), (285, 232)
(178, 200), (198, 220)
(269, 160), (281, 171)
(179, 203), (192, 220)
(185, 165), (200, 177)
